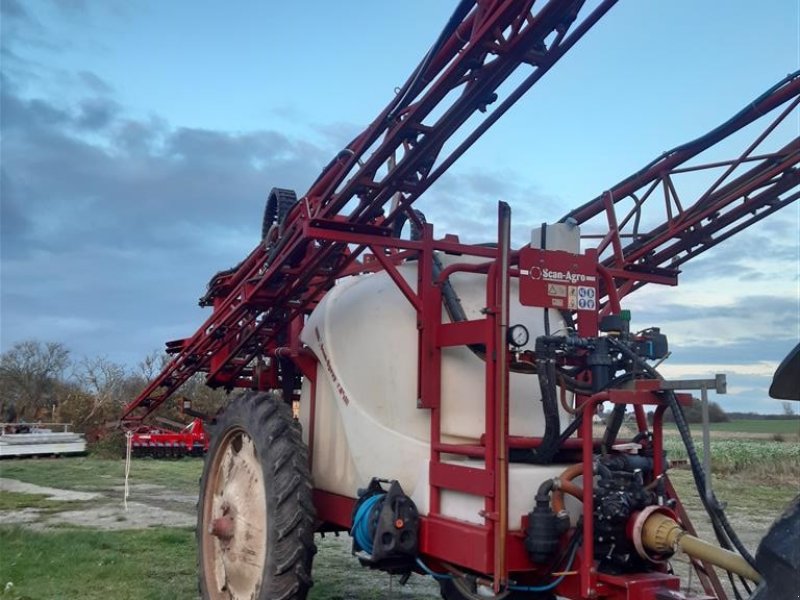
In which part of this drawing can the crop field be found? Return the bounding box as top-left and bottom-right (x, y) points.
(663, 418), (800, 439)
(703, 419), (800, 435)
(664, 438), (800, 479)
(1, 418), (798, 600)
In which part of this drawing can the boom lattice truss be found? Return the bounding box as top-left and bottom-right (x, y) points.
(121, 0), (799, 424)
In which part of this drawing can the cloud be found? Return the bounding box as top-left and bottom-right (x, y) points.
(0, 0), (29, 21)
(1, 2), (796, 420)
(417, 169), (570, 246)
(0, 32), (335, 365)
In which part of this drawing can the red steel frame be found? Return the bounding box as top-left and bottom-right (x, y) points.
(117, 1), (799, 598)
(298, 208), (714, 599)
(565, 73), (800, 309)
(121, 0), (621, 424)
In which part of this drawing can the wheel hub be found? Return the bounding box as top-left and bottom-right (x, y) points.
(202, 430), (267, 600)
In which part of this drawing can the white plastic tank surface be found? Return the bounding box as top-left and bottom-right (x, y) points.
(298, 225), (581, 529)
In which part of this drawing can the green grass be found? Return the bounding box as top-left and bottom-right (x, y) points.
(669, 469), (798, 515)
(706, 419), (799, 434)
(664, 419), (800, 436)
(0, 458), (204, 496)
(0, 457), (797, 598)
(0, 525), (197, 600)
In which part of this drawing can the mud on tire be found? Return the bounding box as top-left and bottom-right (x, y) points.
(198, 391), (316, 600)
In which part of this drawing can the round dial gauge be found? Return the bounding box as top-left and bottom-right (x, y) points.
(507, 324), (530, 348)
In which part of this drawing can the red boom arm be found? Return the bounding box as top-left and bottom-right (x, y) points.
(121, 0), (619, 423)
(567, 71), (800, 309)
(121, 5), (799, 424)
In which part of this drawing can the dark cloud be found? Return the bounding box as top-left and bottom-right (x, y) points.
(0, 0), (29, 20)
(315, 121), (363, 148)
(76, 97), (119, 129)
(77, 71), (113, 95)
(629, 294), (799, 367)
(666, 338), (798, 366)
(50, 0), (88, 14)
(642, 295), (798, 326)
(1, 1), (795, 408)
(418, 169), (570, 246)
(683, 223), (798, 282)
(0, 51), (335, 364)
(0, 168), (33, 249)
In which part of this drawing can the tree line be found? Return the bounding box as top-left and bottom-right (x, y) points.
(0, 340), (227, 439)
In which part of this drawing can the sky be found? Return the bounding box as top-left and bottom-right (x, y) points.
(1, 0), (798, 413)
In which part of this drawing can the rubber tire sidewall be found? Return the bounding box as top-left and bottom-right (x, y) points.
(197, 392), (316, 600)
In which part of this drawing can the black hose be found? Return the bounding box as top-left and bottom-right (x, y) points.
(607, 338), (758, 571)
(528, 358), (561, 464)
(557, 412), (583, 447)
(601, 403), (626, 454)
(388, 0), (474, 120)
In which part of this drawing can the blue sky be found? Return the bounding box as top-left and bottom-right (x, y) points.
(2, 0), (798, 413)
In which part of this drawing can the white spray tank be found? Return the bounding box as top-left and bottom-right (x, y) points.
(298, 222), (583, 528)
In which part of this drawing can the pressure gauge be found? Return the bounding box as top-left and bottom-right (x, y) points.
(507, 324), (530, 348)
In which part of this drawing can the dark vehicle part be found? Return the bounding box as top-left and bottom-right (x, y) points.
(262, 187), (298, 243)
(592, 460), (657, 573)
(769, 342), (800, 401)
(525, 479), (570, 564)
(351, 479), (420, 574)
(197, 392), (316, 600)
(749, 495), (800, 600)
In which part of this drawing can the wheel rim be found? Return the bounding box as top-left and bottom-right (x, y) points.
(202, 427), (268, 599)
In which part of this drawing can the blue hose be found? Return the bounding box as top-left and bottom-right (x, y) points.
(415, 557), (453, 581)
(351, 493), (385, 554)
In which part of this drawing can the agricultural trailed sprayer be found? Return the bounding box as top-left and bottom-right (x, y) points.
(122, 1), (800, 598)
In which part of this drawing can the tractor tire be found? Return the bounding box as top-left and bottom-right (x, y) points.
(262, 188), (298, 244)
(197, 391), (316, 600)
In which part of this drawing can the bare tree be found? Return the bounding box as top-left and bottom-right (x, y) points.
(0, 341), (70, 419)
(782, 401), (796, 417)
(136, 350), (170, 382)
(71, 356), (129, 421)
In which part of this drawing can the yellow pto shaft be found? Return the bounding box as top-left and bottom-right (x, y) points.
(641, 511), (762, 583)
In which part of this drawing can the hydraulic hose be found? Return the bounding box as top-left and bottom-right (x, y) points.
(601, 402), (626, 454)
(528, 358), (561, 464)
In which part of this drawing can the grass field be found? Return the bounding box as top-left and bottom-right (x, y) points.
(664, 438), (800, 479)
(663, 418), (800, 437)
(0, 457), (202, 493)
(705, 419), (800, 434)
(1, 526), (197, 600)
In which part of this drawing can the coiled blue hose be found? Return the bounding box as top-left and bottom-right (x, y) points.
(351, 493), (385, 554)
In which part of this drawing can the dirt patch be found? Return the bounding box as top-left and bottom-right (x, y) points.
(0, 477), (195, 531)
(44, 501), (195, 530)
(0, 477), (101, 501)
